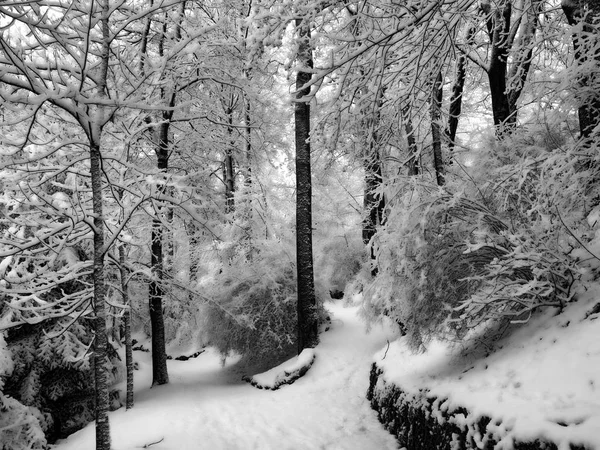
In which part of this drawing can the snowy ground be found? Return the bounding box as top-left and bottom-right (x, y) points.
(55, 302), (400, 450)
(375, 286), (600, 450)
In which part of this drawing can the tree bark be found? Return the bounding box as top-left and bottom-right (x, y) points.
(92, 3), (111, 448)
(146, 7), (185, 386)
(295, 17), (318, 354)
(118, 244), (134, 410)
(90, 141), (111, 450)
(362, 153), (385, 244)
(362, 88), (385, 275)
(562, 0), (600, 138)
(244, 97), (252, 189)
(431, 71), (445, 186)
(242, 90), (254, 250)
(446, 27), (475, 152)
(149, 121), (170, 386)
(403, 105), (420, 176)
(485, 0), (516, 136)
(507, 0), (542, 113)
(224, 105), (236, 214)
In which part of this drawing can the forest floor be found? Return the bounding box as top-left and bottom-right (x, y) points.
(54, 301), (400, 450)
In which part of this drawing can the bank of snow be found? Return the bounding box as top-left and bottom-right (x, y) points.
(246, 348), (316, 390)
(55, 302), (399, 450)
(373, 285), (600, 449)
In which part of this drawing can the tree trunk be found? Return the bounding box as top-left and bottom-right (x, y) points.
(295, 18), (318, 354)
(146, 9), (181, 385)
(507, 0), (542, 113)
(446, 27), (475, 152)
(242, 90), (254, 250)
(562, 0), (600, 137)
(431, 71), (445, 186)
(403, 105), (420, 176)
(118, 245), (134, 410)
(362, 89), (385, 275)
(149, 122), (170, 386)
(225, 105), (236, 213)
(92, 3), (111, 448)
(186, 220), (201, 286)
(90, 141), (111, 450)
(485, 0), (516, 136)
(362, 152), (385, 245)
(244, 96), (252, 189)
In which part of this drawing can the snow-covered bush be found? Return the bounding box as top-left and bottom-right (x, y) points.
(314, 233), (365, 297)
(0, 394), (47, 450)
(0, 332), (47, 450)
(2, 316), (122, 441)
(204, 238), (324, 367)
(362, 131), (591, 349)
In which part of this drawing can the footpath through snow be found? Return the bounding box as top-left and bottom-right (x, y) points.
(55, 302), (400, 450)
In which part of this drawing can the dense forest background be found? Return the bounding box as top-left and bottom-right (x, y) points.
(0, 0), (599, 449)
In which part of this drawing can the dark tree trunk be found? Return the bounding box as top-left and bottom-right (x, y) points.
(242, 90), (254, 250)
(362, 89), (385, 275)
(431, 71), (445, 186)
(90, 141), (111, 450)
(224, 105), (236, 213)
(507, 0), (542, 113)
(295, 18), (318, 354)
(446, 27), (475, 152)
(362, 153), (385, 245)
(562, 0), (600, 138)
(484, 0), (516, 136)
(146, 8), (182, 385)
(403, 105), (420, 176)
(149, 121), (170, 386)
(149, 222), (168, 386)
(244, 97), (252, 188)
(118, 245), (134, 410)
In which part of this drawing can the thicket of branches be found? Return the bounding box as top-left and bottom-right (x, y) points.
(337, 0), (600, 349)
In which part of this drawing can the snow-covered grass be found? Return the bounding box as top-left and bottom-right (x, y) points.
(54, 302), (399, 450)
(374, 285), (600, 450)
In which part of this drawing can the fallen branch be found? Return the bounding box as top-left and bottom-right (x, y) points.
(139, 437), (164, 448)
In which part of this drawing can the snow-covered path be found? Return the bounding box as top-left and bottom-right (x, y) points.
(56, 302), (400, 450)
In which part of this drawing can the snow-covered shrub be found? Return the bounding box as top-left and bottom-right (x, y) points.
(0, 332), (47, 450)
(163, 294), (205, 353)
(3, 316), (122, 441)
(314, 233), (365, 297)
(363, 131), (590, 349)
(363, 187), (519, 347)
(0, 394), (47, 450)
(204, 238), (324, 367)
